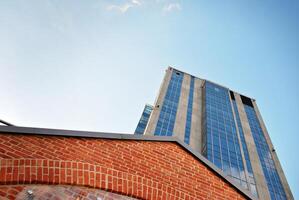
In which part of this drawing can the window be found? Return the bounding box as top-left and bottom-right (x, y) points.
(232, 100), (257, 196)
(203, 81), (248, 192)
(134, 105), (153, 135)
(154, 70), (183, 136)
(244, 105), (286, 200)
(184, 76), (195, 144)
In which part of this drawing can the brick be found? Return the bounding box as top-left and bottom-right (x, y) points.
(0, 133), (247, 200)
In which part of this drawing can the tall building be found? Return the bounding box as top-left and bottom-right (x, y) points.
(135, 104), (153, 134)
(136, 67), (293, 200)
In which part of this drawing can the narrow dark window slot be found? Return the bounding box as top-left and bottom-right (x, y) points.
(230, 91), (235, 100)
(240, 95), (253, 107)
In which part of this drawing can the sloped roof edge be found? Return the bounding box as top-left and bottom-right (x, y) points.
(0, 125), (255, 200)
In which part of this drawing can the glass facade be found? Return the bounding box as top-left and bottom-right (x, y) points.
(134, 104), (153, 135)
(244, 105), (287, 200)
(202, 81), (247, 187)
(232, 100), (257, 196)
(155, 71), (183, 136)
(138, 68), (291, 199)
(184, 76), (195, 144)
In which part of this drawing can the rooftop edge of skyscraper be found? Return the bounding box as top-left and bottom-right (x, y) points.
(167, 66), (257, 102)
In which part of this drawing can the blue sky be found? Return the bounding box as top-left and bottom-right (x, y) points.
(0, 0), (298, 198)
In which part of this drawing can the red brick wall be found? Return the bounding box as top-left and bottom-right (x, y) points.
(0, 133), (247, 200)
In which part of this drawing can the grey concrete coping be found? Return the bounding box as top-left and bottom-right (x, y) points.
(0, 125), (256, 200)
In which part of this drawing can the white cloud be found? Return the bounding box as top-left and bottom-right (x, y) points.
(163, 3), (181, 12)
(106, 0), (142, 13)
(131, 0), (141, 5)
(106, 4), (132, 13)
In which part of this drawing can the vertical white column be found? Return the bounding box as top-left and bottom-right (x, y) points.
(235, 94), (271, 200)
(173, 73), (191, 141)
(189, 78), (204, 153)
(145, 68), (172, 135)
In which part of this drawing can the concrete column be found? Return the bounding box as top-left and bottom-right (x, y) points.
(173, 74), (190, 142)
(252, 101), (294, 200)
(189, 78), (204, 153)
(229, 92), (251, 191)
(235, 94), (271, 200)
(145, 68), (172, 135)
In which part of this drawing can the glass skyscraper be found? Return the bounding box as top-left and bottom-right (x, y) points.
(135, 67), (293, 200)
(135, 104), (153, 135)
